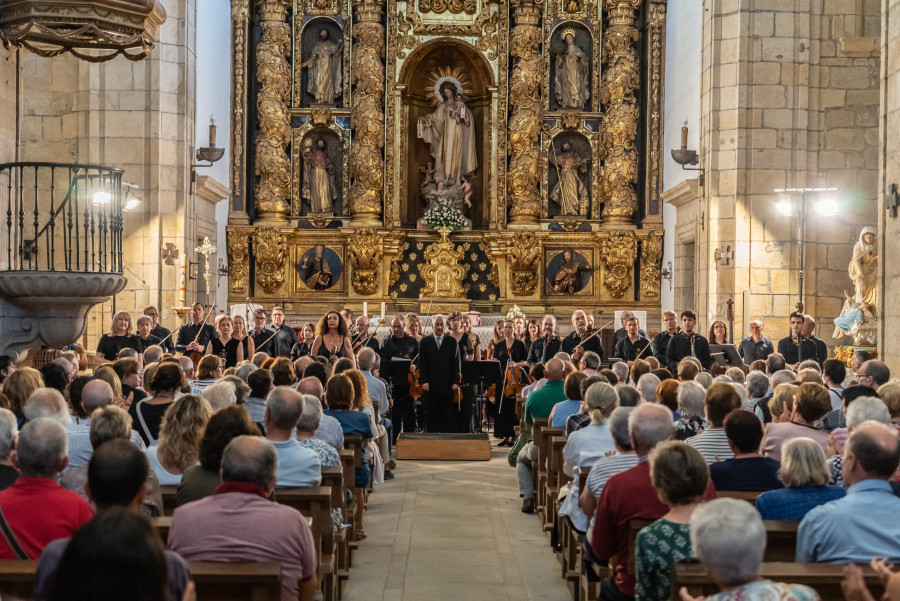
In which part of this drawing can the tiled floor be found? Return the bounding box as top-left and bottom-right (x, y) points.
(341, 446), (572, 601)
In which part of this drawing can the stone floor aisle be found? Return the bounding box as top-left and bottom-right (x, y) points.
(341, 445), (572, 601)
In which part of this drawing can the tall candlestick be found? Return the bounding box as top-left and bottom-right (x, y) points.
(681, 117), (688, 148)
(363, 302), (368, 317)
(380, 302), (385, 319)
(209, 116), (217, 148)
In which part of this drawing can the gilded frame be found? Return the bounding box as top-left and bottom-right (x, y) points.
(290, 116), (352, 217)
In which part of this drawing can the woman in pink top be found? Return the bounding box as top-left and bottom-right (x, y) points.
(762, 382), (832, 461)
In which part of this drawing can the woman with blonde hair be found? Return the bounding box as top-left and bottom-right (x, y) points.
(762, 382), (832, 461)
(4, 367), (43, 420)
(768, 383), (798, 422)
(231, 315), (255, 361)
(96, 311), (141, 364)
(755, 437), (845, 520)
(877, 382), (900, 428)
(146, 394), (213, 485)
(93, 364), (130, 409)
(405, 313), (423, 342)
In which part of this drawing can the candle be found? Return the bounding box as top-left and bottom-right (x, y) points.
(681, 118), (688, 148)
(179, 252), (186, 304)
(209, 116), (217, 148)
(380, 302), (385, 318)
(363, 302), (368, 317)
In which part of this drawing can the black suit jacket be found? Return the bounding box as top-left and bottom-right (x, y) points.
(561, 331), (604, 360)
(418, 334), (460, 397)
(667, 332), (712, 370)
(175, 323), (217, 353)
(651, 331), (675, 365)
(776, 336), (819, 365)
(527, 336), (562, 365)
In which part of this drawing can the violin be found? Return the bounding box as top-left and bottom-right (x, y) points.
(408, 368), (424, 399)
(453, 374), (463, 405)
(503, 363), (528, 398)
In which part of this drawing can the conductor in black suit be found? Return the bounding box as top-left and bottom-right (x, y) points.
(418, 314), (461, 434)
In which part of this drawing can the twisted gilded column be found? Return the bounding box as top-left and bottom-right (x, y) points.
(506, 0), (543, 227)
(254, 0), (292, 222)
(349, 0), (386, 226)
(600, 0), (641, 225)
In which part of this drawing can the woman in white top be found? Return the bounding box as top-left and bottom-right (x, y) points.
(145, 394), (212, 485)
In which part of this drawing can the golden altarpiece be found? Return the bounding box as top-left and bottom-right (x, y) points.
(226, 0), (667, 316)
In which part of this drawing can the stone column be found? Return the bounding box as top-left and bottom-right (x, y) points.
(506, 0), (543, 227)
(253, 0), (292, 223)
(348, 0), (386, 226)
(229, 0), (251, 224)
(600, 0), (641, 225)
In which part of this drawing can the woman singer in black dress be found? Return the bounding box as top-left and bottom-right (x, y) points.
(310, 311), (356, 366)
(206, 315), (243, 368)
(493, 319), (527, 446)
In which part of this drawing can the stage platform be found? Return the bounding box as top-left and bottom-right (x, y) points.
(395, 433), (492, 461)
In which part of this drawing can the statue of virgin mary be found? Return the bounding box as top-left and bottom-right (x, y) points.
(849, 226), (878, 311)
(417, 79), (478, 185)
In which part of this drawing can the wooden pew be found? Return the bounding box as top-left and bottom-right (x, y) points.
(563, 466), (593, 600)
(153, 515), (172, 541)
(672, 562), (882, 601)
(544, 434), (568, 534)
(274, 486), (336, 601)
(515, 396), (526, 434)
(716, 490), (761, 504)
(343, 434), (367, 544)
(0, 559), (36, 599)
(536, 424), (561, 514)
(763, 521), (798, 563)
(531, 418), (550, 511)
(160, 484), (177, 516)
(321, 464), (350, 597)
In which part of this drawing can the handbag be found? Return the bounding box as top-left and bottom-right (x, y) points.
(507, 431), (528, 467)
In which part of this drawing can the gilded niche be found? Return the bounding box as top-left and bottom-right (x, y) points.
(507, 231), (541, 296)
(254, 228), (287, 293)
(348, 228), (383, 295)
(227, 230), (250, 293)
(600, 230), (637, 298)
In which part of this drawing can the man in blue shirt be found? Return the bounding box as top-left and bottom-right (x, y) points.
(797, 423), (900, 563)
(264, 387), (322, 487)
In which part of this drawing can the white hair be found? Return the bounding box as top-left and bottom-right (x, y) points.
(178, 356), (195, 376)
(0, 409), (18, 461)
(143, 345), (164, 365)
(297, 394), (324, 433)
(690, 498), (765, 586)
(81, 379), (114, 413)
(731, 382), (750, 409)
(17, 418), (68, 477)
(745, 371), (769, 399)
(357, 347), (377, 371)
(235, 362), (258, 382)
(636, 373), (661, 403)
(24, 389), (70, 429)
(628, 403), (674, 450)
(201, 381), (237, 411)
(694, 372), (713, 389)
(677, 381), (706, 419)
(846, 397), (891, 429)
(611, 361), (630, 383)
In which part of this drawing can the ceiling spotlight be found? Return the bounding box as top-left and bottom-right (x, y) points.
(815, 198), (838, 217)
(123, 197), (141, 211)
(774, 199), (793, 216)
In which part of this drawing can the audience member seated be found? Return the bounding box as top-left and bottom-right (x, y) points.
(797, 422), (900, 563)
(245, 368), (273, 424)
(841, 560), (900, 601)
(616, 384), (641, 408)
(550, 371), (588, 427)
(36, 439), (192, 601)
(113, 357), (147, 405)
(755, 370), (796, 423)
(24, 388), (70, 428)
(298, 376), (344, 451)
(0, 409), (17, 491)
(295, 394), (341, 468)
(38, 363), (69, 402)
(656, 379), (679, 418)
(591, 404), (716, 601)
(323, 373), (373, 489)
(755, 437), (845, 521)
(827, 396), (890, 485)
(517, 358), (567, 513)
(710, 409), (782, 492)
(611, 361), (630, 387)
(193, 355), (223, 390)
(201, 380), (237, 412)
(169, 436), (318, 601)
(176, 405), (261, 507)
(580, 407), (638, 540)
(725, 367), (745, 385)
(680, 498), (818, 601)
(878, 382), (900, 429)
(4, 367), (43, 422)
(686, 382), (741, 463)
(674, 381), (708, 441)
(856, 360), (891, 392)
(635, 442), (710, 601)
(636, 373), (661, 405)
(0, 418), (93, 558)
(677, 360), (699, 383)
(129, 363), (185, 446)
(61, 406), (164, 516)
(146, 394), (212, 485)
(265, 387), (321, 487)
(744, 371), (769, 415)
(304, 362), (329, 390)
(67, 380), (145, 471)
(823, 384), (880, 431)
(762, 382), (831, 461)
(564, 375), (606, 435)
(822, 359), (846, 411)
(178, 356), (203, 395)
(345, 369), (389, 480)
(358, 348), (392, 447)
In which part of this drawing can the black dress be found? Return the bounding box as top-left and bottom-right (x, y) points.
(96, 334), (142, 361)
(493, 338), (527, 439)
(291, 341), (311, 360)
(210, 337), (241, 368)
(317, 337), (346, 360)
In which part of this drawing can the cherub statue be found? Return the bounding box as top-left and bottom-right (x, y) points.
(459, 175), (473, 209)
(420, 160), (436, 192)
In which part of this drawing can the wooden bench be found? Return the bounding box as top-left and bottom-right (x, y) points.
(763, 521), (799, 563)
(153, 515), (172, 541)
(531, 418), (549, 510)
(716, 490), (761, 504)
(274, 486), (336, 601)
(672, 562), (882, 601)
(536, 423), (561, 514)
(321, 464), (350, 598)
(544, 434), (568, 534)
(515, 396), (526, 434)
(343, 434), (367, 545)
(160, 484), (177, 516)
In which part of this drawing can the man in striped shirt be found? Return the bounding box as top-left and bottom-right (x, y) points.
(686, 382), (742, 464)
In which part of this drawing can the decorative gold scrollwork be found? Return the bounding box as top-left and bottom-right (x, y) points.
(227, 230), (250, 293)
(638, 231), (663, 300)
(396, 9), (419, 59)
(309, 108), (333, 126)
(507, 231), (541, 296)
(253, 228), (286, 293)
(348, 228), (382, 296)
(418, 0), (477, 14)
(560, 112), (581, 130)
(600, 230), (637, 298)
(419, 229), (467, 299)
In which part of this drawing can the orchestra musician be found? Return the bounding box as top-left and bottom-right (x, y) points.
(666, 309), (713, 371)
(561, 309), (604, 362)
(405, 313), (423, 343)
(310, 310), (355, 365)
(523, 319), (540, 349)
(651, 310), (679, 365)
(485, 322), (503, 360)
(290, 323), (315, 360)
(352, 315), (381, 354)
(380, 316), (419, 440)
(206, 315), (244, 369)
(493, 319), (528, 447)
(513, 315), (527, 340)
(461, 314), (482, 360)
(527, 315), (562, 366)
(613, 314), (651, 362)
(265, 307), (299, 358)
(448, 312), (476, 432)
(249, 309), (274, 354)
(613, 310), (647, 347)
(175, 303), (217, 356)
(417, 315), (461, 433)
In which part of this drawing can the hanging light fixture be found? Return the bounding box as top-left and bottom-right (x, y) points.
(0, 0), (166, 63)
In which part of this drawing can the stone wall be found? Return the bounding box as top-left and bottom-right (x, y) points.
(696, 0), (880, 349)
(0, 48), (18, 164)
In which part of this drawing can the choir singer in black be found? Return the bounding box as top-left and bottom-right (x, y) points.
(527, 315), (561, 366)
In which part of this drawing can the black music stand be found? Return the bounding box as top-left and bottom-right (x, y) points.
(709, 343), (743, 367)
(388, 357), (413, 391)
(470, 361), (503, 433)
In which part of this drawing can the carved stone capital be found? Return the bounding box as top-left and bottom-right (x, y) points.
(511, 0), (542, 26)
(232, 0), (250, 18)
(352, 0), (386, 22)
(257, 0), (290, 21)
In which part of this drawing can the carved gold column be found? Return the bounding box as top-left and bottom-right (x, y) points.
(643, 0), (667, 223)
(349, 0), (386, 226)
(254, 0), (292, 222)
(229, 0), (251, 224)
(506, 0), (543, 227)
(600, 0), (641, 225)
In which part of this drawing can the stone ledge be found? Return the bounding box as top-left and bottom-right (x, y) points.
(194, 175), (230, 205)
(838, 37), (879, 58)
(662, 179), (701, 209)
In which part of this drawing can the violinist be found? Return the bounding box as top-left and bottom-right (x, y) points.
(613, 310), (646, 347)
(523, 319), (540, 348)
(266, 306), (299, 358)
(380, 316), (419, 439)
(513, 315), (527, 340)
(613, 315), (651, 362)
(290, 323), (315, 360)
(352, 316), (381, 354)
(448, 312), (475, 432)
(493, 319), (528, 447)
(651, 310), (679, 366)
(309, 311), (356, 366)
(485, 322), (504, 360)
(527, 315), (561, 366)
(418, 315), (460, 433)
(561, 310), (604, 362)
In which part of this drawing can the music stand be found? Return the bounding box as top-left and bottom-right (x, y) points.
(388, 357), (413, 391)
(471, 361), (503, 433)
(709, 344), (743, 367)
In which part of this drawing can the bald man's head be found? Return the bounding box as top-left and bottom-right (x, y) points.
(297, 376), (324, 399)
(221, 436), (277, 489)
(844, 421), (900, 485)
(82, 379), (114, 413)
(545, 358), (565, 381)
